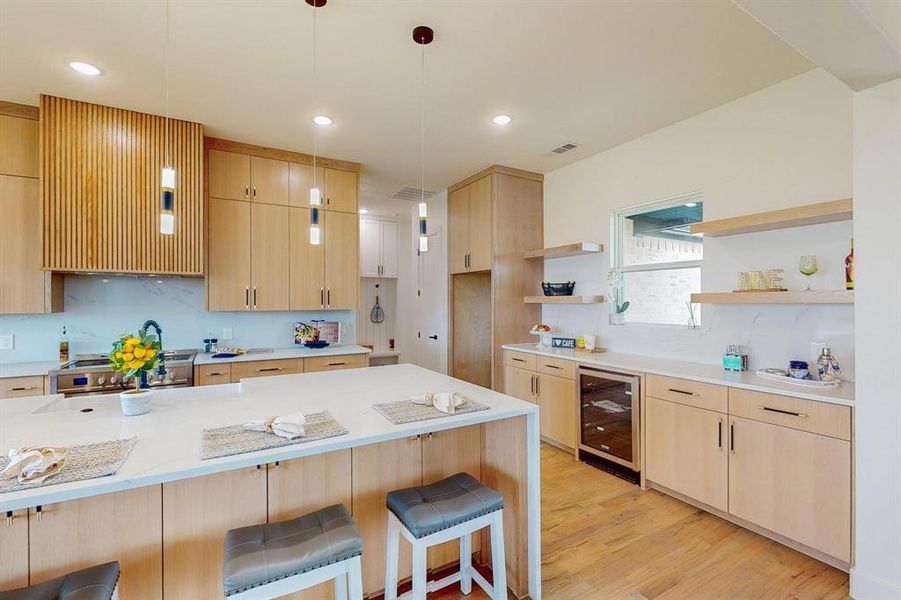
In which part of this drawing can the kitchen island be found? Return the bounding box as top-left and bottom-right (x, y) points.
(0, 364), (541, 599)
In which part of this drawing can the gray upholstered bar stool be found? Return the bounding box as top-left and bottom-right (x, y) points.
(384, 472), (506, 600)
(222, 503), (363, 600)
(0, 561), (120, 600)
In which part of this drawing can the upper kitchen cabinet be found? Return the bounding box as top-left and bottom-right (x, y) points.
(448, 165), (544, 391)
(0, 103), (62, 315)
(206, 137), (361, 312)
(449, 174), (492, 274)
(289, 162), (357, 213)
(360, 217), (398, 278)
(40, 95), (204, 275)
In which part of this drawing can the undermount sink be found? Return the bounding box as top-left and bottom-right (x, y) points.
(32, 395), (117, 415)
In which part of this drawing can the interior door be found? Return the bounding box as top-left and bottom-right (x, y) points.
(414, 219), (446, 373)
(207, 198), (251, 311)
(380, 220), (399, 278)
(250, 203), (290, 310)
(359, 217), (381, 277)
(250, 156), (289, 206)
(448, 186), (469, 274)
(323, 168), (357, 213)
(467, 175), (492, 272)
(288, 207), (325, 310)
(324, 210), (358, 309)
(645, 396), (728, 511)
(208, 149), (250, 201)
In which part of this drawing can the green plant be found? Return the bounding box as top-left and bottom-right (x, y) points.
(108, 330), (162, 392)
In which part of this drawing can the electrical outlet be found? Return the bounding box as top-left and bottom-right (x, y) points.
(0, 334), (14, 350)
(222, 327), (233, 341)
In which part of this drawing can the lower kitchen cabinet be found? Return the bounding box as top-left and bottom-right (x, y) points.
(305, 353), (368, 372)
(0, 375), (45, 399)
(728, 415), (851, 561)
(503, 364), (535, 405)
(503, 351), (576, 450)
(194, 363), (232, 386)
(268, 451), (353, 600)
(163, 467), (267, 599)
(0, 510), (28, 589)
(29, 486), (163, 599)
(352, 437), (423, 596)
(229, 358), (303, 382)
(645, 396), (728, 511)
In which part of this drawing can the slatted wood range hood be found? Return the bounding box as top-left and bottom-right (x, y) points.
(40, 95), (204, 275)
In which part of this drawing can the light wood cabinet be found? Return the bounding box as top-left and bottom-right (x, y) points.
(448, 175), (492, 274)
(268, 451), (353, 600)
(250, 156), (290, 206)
(448, 186), (470, 275)
(537, 373), (576, 450)
(0, 375), (45, 399)
(352, 437), (422, 595)
(645, 396), (728, 511)
(0, 106), (62, 315)
(163, 467), (267, 599)
(193, 363), (232, 386)
(422, 426), (482, 570)
(504, 365), (536, 404)
(304, 354), (368, 372)
(207, 198), (252, 311)
(30, 486), (163, 599)
(208, 149), (250, 201)
(289, 163), (324, 207)
(229, 358), (304, 382)
(0, 510), (28, 590)
(324, 210), (359, 309)
(360, 217), (398, 278)
(250, 203), (290, 310)
(323, 168), (358, 213)
(728, 416), (851, 561)
(289, 206), (327, 310)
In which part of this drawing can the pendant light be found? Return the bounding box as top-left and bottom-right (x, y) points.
(413, 26), (433, 253)
(307, 0), (326, 244)
(159, 0), (175, 235)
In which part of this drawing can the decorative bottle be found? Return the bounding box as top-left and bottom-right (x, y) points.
(845, 239), (854, 290)
(58, 325), (70, 363)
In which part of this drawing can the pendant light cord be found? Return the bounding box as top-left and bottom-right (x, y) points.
(420, 38), (425, 206)
(164, 0), (170, 169)
(312, 3), (317, 187)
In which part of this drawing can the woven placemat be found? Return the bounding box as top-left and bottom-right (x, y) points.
(0, 437), (137, 493)
(201, 411), (347, 460)
(372, 397), (490, 425)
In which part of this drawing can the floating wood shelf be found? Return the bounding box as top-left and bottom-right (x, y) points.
(524, 242), (603, 259)
(523, 295), (606, 304)
(691, 291), (854, 304)
(690, 199), (852, 237)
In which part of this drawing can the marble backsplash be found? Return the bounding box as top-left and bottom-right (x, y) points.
(0, 275), (355, 363)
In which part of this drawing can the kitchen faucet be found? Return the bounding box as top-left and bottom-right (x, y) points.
(140, 319), (166, 387)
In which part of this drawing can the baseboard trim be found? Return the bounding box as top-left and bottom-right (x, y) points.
(850, 567), (901, 599)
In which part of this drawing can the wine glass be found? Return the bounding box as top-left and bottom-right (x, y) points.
(799, 255), (818, 291)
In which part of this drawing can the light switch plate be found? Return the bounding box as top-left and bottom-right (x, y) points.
(0, 334), (14, 350)
(222, 327), (233, 341)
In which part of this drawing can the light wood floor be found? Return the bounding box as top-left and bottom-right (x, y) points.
(435, 444), (850, 600)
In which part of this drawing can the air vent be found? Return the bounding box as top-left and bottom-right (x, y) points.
(550, 142), (581, 154)
(392, 187), (436, 202)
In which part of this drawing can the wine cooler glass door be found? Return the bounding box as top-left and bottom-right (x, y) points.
(580, 369), (639, 468)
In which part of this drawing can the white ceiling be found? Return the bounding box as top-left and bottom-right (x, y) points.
(0, 0), (812, 205)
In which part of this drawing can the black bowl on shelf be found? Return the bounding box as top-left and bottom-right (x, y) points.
(541, 281), (576, 296)
(303, 340), (330, 349)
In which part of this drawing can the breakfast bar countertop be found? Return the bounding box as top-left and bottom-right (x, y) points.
(0, 363), (536, 512)
(192, 344), (372, 365)
(502, 343), (855, 406)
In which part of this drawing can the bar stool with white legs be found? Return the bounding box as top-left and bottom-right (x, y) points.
(0, 561), (120, 600)
(222, 504), (363, 599)
(384, 472), (506, 600)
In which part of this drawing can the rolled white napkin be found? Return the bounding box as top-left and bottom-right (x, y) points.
(1, 446), (67, 484)
(410, 392), (468, 415)
(244, 413), (307, 439)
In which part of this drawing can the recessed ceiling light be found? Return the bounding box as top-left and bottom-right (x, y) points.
(684, 202), (698, 208)
(359, 208), (369, 214)
(69, 61), (102, 76)
(313, 115), (333, 126)
(492, 115), (512, 125)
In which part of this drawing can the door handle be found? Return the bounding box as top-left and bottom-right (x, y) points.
(718, 419), (723, 449)
(530, 374), (535, 395)
(244, 186), (249, 199)
(253, 188), (257, 198)
(535, 375), (540, 396)
(245, 287), (250, 309)
(320, 288), (324, 307)
(253, 287), (257, 309)
(428, 335), (438, 340)
(730, 421), (735, 454)
(327, 289), (331, 307)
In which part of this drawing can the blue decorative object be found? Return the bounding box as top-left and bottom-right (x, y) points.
(551, 337), (577, 349)
(304, 340), (330, 349)
(788, 360), (809, 379)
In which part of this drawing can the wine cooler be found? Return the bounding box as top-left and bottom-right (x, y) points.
(578, 366), (640, 478)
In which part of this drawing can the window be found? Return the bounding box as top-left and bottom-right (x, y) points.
(612, 194), (703, 326)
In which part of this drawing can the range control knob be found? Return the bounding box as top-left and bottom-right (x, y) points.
(110, 376), (118, 384)
(97, 376), (106, 385)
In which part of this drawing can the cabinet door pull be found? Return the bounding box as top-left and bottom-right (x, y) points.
(544, 364), (561, 370)
(5, 510), (13, 527)
(320, 288), (324, 307)
(257, 367), (283, 373)
(668, 388), (699, 397)
(244, 186), (249, 199)
(35, 505), (43, 522)
(328, 362), (347, 367)
(245, 287), (250, 309)
(253, 188), (257, 198)
(729, 421), (735, 453)
(718, 419), (723, 449)
(512, 357), (525, 363)
(535, 375), (540, 396)
(530, 374), (535, 395)
(758, 406), (808, 418)
(208, 372), (225, 377)
(253, 287), (257, 309)
(10, 386), (38, 391)
(327, 289), (331, 307)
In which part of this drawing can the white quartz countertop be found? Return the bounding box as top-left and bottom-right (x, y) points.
(502, 344), (855, 406)
(0, 364), (535, 511)
(0, 361), (62, 379)
(193, 344), (371, 365)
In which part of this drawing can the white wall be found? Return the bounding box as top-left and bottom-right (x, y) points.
(850, 77), (901, 599)
(0, 276), (355, 361)
(543, 69), (856, 376)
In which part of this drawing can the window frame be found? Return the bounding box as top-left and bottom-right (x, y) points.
(611, 191), (704, 326)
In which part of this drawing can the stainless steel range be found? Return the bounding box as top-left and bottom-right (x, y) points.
(49, 350), (196, 397)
